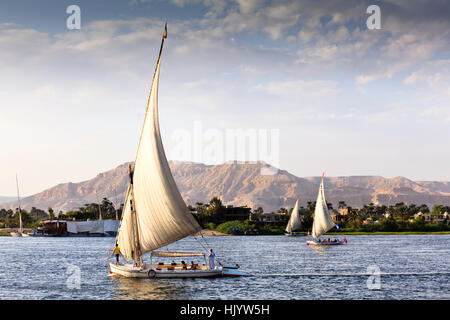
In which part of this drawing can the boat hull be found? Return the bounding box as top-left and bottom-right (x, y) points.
(306, 240), (345, 246)
(10, 232), (22, 237)
(108, 262), (223, 278)
(222, 267), (249, 277)
(285, 233), (306, 237)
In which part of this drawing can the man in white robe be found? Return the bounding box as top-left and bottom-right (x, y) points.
(208, 249), (216, 269)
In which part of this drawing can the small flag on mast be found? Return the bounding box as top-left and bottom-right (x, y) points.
(163, 23), (167, 39)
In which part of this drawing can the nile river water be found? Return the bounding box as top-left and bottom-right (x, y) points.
(0, 235), (448, 300)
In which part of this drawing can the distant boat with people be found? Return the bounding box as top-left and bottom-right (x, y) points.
(306, 173), (347, 246)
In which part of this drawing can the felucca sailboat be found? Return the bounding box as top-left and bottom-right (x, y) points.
(108, 24), (246, 278)
(306, 173), (346, 246)
(10, 174), (28, 237)
(285, 199), (305, 237)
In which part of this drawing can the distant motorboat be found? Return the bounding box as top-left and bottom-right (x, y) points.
(10, 231), (30, 237)
(10, 232), (22, 237)
(285, 232), (306, 237)
(30, 229), (44, 237)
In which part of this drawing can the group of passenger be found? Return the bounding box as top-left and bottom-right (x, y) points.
(316, 237), (347, 243)
(112, 244), (217, 270)
(168, 260), (198, 270)
(318, 238), (339, 243)
(168, 249), (216, 271)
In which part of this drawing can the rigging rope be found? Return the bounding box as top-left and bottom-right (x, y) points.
(194, 231), (224, 266)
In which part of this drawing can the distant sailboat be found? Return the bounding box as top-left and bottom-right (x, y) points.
(108, 24), (247, 278)
(306, 173), (346, 246)
(285, 199), (305, 237)
(10, 174), (28, 237)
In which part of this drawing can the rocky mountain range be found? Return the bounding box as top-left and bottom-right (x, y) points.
(1, 161), (449, 213)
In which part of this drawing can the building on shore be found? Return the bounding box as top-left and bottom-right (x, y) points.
(215, 205), (251, 224)
(331, 208), (349, 224)
(40, 220), (68, 236)
(40, 219), (120, 236)
(250, 212), (289, 225)
(414, 211), (449, 224)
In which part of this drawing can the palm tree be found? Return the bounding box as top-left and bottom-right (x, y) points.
(254, 207), (263, 214)
(338, 201), (347, 209)
(209, 197), (223, 208)
(306, 201), (315, 214)
(48, 207), (55, 220)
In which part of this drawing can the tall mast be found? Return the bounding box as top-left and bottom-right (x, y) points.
(16, 174), (22, 234)
(145, 23), (166, 115)
(320, 172), (326, 207)
(128, 165), (141, 266)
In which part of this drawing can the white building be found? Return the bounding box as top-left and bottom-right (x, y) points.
(66, 219), (120, 236)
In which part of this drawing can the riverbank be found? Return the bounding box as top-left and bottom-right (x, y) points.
(324, 231), (450, 235)
(195, 229), (229, 236)
(207, 229), (450, 236)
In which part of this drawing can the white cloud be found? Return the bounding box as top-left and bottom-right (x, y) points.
(403, 60), (450, 92)
(421, 106), (450, 123)
(254, 80), (341, 100)
(1, 0), (450, 195)
(235, 0), (266, 14)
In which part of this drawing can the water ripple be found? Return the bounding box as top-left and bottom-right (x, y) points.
(0, 235), (448, 299)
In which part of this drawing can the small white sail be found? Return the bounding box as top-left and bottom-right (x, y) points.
(116, 40), (201, 261)
(311, 174), (335, 239)
(285, 199), (302, 233)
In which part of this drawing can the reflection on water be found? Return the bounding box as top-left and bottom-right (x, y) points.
(0, 235), (448, 299)
(306, 245), (333, 253)
(110, 277), (187, 300)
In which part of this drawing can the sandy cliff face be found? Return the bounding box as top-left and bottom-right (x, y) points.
(2, 161), (449, 213)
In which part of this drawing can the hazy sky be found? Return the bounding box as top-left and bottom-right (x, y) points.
(1, 0), (449, 196)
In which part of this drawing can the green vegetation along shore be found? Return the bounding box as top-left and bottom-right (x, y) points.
(193, 198), (450, 235)
(322, 231), (450, 235)
(207, 219), (450, 236)
(2, 196), (449, 236)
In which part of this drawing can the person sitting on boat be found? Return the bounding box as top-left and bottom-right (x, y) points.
(171, 259), (177, 266)
(190, 261), (197, 270)
(208, 249), (216, 269)
(181, 261), (187, 270)
(113, 243), (121, 265)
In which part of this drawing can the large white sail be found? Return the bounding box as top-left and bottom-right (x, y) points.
(311, 174), (335, 239)
(116, 36), (201, 261)
(285, 199), (302, 233)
